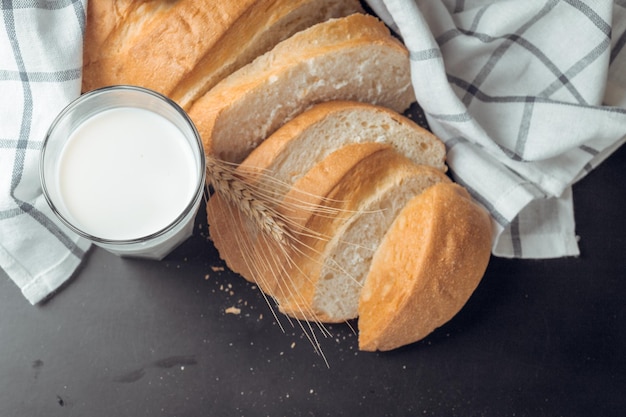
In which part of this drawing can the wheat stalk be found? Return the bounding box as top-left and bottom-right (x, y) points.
(205, 155), (335, 364)
(205, 155), (293, 245)
(204, 154), (377, 367)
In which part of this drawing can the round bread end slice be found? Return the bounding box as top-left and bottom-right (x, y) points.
(357, 183), (493, 352)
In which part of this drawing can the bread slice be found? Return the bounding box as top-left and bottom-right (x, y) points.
(207, 142), (392, 292)
(240, 101), (447, 204)
(189, 13), (416, 163)
(275, 152), (451, 323)
(358, 183), (493, 351)
(170, 0), (364, 109)
(82, 0), (363, 104)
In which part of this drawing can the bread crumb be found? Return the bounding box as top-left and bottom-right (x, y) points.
(225, 306), (241, 315)
(211, 266), (225, 272)
(290, 342), (296, 349)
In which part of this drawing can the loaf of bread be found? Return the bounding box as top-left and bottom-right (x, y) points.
(82, 3), (494, 352)
(83, 0), (363, 108)
(202, 92), (491, 350)
(358, 183), (492, 351)
(188, 13), (416, 163)
(209, 131), (491, 349)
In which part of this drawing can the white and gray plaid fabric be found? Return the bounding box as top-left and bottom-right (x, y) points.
(1, 1), (90, 304)
(367, 0), (626, 258)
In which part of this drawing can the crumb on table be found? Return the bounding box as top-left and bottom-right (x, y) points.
(225, 306), (241, 315)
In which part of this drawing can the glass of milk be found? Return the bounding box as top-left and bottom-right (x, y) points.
(40, 85), (206, 260)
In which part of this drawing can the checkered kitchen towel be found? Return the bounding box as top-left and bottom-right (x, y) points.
(1, 1), (90, 304)
(367, 0), (626, 258)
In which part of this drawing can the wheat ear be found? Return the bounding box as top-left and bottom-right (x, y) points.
(205, 155), (293, 246)
(205, 154), (383, 366)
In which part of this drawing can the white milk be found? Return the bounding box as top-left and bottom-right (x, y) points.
(57, 107), (197, 241)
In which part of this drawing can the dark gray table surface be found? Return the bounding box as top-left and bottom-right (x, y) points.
(1, 143), (624, 417)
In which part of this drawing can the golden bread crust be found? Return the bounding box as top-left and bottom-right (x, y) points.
(358, 183), (493, 351)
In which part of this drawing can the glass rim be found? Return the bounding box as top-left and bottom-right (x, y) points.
(40, 85), (206, 246)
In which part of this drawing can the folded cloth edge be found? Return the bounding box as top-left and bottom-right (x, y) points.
(0, 237), (91, 305)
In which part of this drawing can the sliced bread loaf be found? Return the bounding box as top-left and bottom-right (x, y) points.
(189, 13), (416, 163)
(275, 152), (451, 323)
(207, 100), (447, 287)
(358, 183), (493, 351)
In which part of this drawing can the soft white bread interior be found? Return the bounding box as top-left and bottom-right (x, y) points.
(189, 13), (416, 163)
(82, 0), (363, 109)
(358, 183), (493, 351)
(239, 100), (447, 203)
(276, 153), (452, 323)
